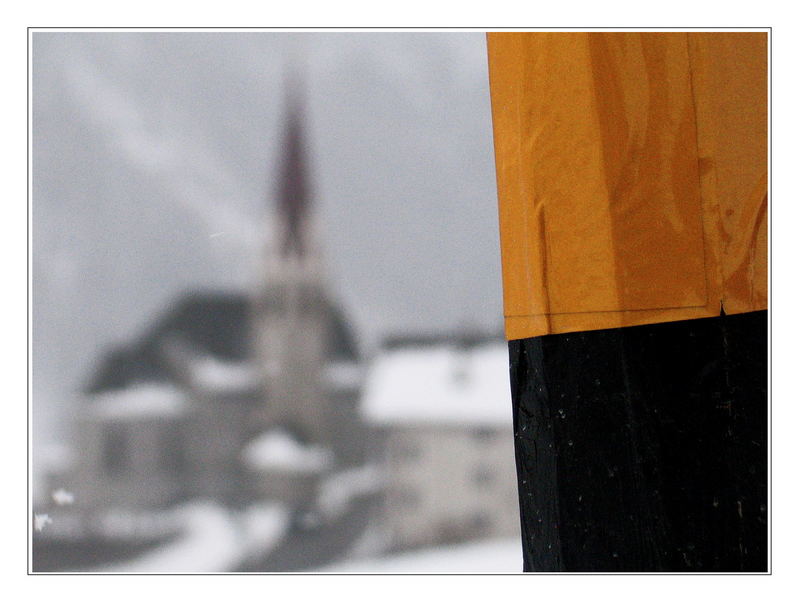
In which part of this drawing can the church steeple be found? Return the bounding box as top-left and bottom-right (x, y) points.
(276, 90), (311, 258)
(253, 78), (330, 447)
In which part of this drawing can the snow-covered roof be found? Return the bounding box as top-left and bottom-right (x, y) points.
(188, 356), (260, 393)
(361, 342), (512, 427)
(88, 383), (187, 420)
(242, 429), (333, 473)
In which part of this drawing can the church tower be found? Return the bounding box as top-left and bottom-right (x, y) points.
(253, 90), (332, 448)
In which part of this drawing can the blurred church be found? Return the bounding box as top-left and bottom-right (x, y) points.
(34, 92), (369, 558)
(33, 89), (520, 573)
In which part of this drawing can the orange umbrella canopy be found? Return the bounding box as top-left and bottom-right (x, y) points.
(487, 32), (767, 340)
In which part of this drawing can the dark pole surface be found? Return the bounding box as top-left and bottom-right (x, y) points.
(509, 310), (768, 572)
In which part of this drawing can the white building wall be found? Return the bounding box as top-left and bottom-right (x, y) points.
(382, 423), (520, 550)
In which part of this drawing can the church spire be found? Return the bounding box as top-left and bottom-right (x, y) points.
(276, 86), (311, 258)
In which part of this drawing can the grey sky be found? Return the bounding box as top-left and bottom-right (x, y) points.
(31, 32), (503, 446)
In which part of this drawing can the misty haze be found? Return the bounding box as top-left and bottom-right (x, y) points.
(31, 31), (520, 572)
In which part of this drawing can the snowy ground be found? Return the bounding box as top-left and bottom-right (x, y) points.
(95, 501), (290, 573)
(318, 538), (523, 573)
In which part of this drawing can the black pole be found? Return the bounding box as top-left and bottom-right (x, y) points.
(509, 310), (768, 572)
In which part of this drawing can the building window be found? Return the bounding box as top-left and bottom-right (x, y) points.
(394, 440), (420, 461)
(472, 427), (495, 442)
(392, 487), (420, 509)
(472, 466), (495, 488)
(470, 512), (493, 533)
(160, 426), (186, 473)
(102, 426), (128, 476)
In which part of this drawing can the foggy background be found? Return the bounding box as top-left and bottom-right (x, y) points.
(32, 31), (502, 454)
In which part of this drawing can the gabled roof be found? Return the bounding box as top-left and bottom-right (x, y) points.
(361, 340), (512, 428)
(144, 291), (252, 361)
(86, 291), (359, 394)
(88, 383), (187, 420)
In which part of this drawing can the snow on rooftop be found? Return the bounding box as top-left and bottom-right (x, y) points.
(189, 356), (260, 392)
(89, 383), (187, 420)
(242, 429), (333, 473)
(33, 513), (53, 532)
(361, 342), (512, 427)
(51, 488), (75, 506)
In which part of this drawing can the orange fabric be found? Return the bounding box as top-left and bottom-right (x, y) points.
(487, 32), (768, 340)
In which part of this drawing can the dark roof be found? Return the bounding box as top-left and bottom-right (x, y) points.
(144, 291), (252, 361)
(381, 328), (505, 351)
(86, 290), (359, 394)
(84, 344), (170, 394)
